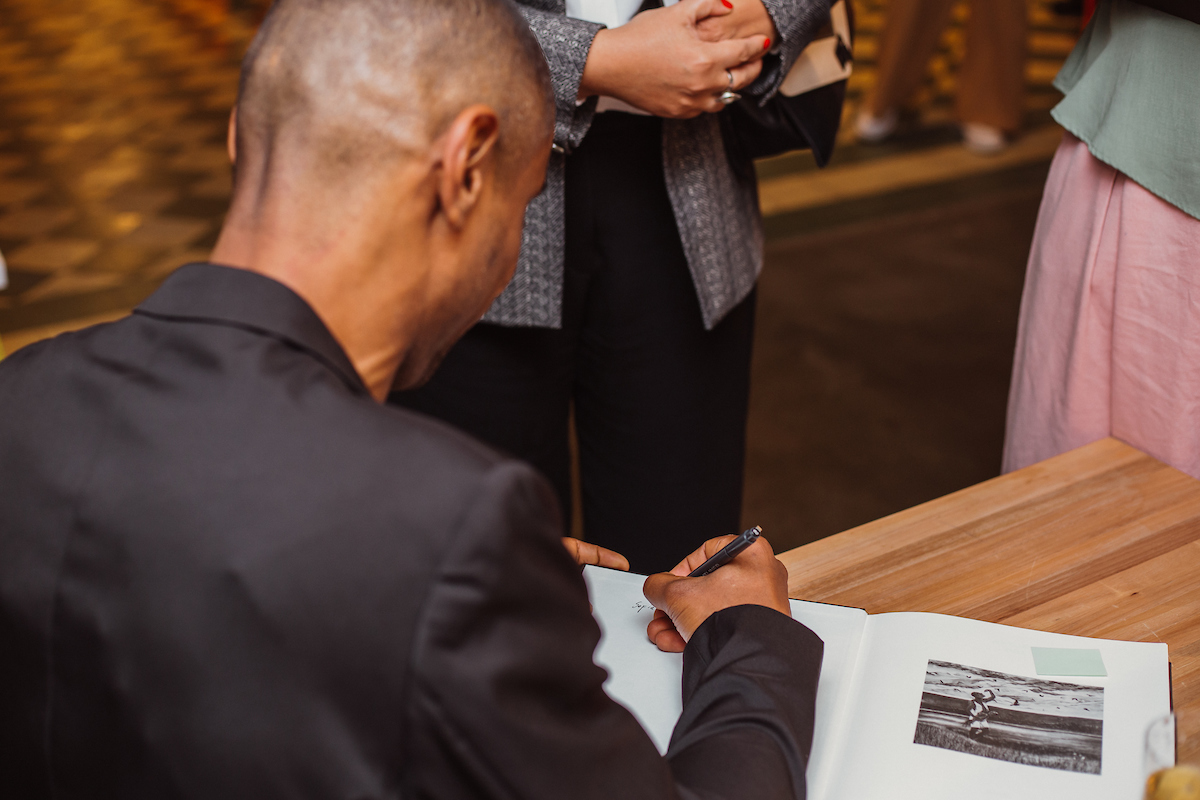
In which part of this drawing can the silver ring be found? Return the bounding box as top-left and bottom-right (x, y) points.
(719, 90), (741, 106)
(726, 69), (735, 90)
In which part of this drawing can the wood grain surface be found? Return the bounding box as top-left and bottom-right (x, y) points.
(779, 438), (1200, 762)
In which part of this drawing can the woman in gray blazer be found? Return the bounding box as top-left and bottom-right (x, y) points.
(393, 0), (829, 572)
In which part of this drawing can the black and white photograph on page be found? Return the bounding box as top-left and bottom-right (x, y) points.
(913, 660), (1104, 774)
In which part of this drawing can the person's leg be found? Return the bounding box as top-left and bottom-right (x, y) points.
(388, 322), (577, 520)
(865, 0), (958, 117)
(958, 0), (1026, 132)
(569, 113), (756, 574)
(1003, 133), (1118, 473)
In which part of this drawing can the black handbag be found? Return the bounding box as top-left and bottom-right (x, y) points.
(720, 0), (854, 175)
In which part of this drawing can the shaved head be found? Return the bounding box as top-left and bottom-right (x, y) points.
(234, 0), (553, 186)
(213, 0), (556, 400)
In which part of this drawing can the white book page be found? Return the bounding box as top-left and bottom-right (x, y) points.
(582, 565), (869, 783)
(822, 612), (1170, 800)
(583, 566), (683, 753)
(789, 599), (869, 800)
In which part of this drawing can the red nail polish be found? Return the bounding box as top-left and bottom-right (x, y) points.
(721, 0), (733, 7)
(763, 37), (771, 50)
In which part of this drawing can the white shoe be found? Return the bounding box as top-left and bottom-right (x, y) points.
(962, 123), (1008, 155)
(855, 108), (899, 143)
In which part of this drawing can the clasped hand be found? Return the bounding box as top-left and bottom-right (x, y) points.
(578, 0), (780, 119)
(563, 531), (792, 653)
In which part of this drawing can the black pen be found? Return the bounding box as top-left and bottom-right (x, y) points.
(688, 526), (763, 577)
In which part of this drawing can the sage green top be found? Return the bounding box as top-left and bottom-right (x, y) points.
(1052, 0), (1200, 220)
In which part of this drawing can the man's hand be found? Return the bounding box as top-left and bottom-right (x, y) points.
(579, 0), (771, 118)
(696, 0), (779, 45)
(562, 537), (630, 572)
(642, 534), (790, 652)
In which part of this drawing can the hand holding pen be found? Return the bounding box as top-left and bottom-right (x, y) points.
(688, 525), (763, 577)
(642, 526), (792, 653)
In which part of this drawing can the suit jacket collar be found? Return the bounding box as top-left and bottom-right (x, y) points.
(135, 262), (368, 396)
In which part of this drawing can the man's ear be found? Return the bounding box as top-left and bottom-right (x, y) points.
(437, 105), (501, 230)
(227, 106), (238, 166)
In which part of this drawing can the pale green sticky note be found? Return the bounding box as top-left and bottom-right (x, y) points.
(1031, 647), (1107, 677)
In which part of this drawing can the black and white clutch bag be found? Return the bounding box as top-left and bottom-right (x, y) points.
(721, 0), (854, 170)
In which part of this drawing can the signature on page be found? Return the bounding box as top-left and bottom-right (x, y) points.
(632, 602), (654, 614)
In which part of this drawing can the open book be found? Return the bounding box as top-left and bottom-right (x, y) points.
(583, 566), (1171, 800)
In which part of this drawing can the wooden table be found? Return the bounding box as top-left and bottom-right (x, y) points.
(779, 437), (1200, 762)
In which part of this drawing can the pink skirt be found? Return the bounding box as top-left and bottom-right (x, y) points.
(1004, 133), (1200, 478)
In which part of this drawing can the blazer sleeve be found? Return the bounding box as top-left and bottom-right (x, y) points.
(403, 459), (824, 800)
(516, 3), (604, 152)
(750, 0), (835, 101)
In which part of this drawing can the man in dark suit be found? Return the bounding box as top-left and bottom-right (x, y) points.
(0, 0), (823, 798)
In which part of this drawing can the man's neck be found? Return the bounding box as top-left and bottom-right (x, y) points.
(210, 214), (424, 403)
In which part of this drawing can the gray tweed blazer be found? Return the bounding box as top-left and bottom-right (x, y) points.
(484, 0), (830, 330)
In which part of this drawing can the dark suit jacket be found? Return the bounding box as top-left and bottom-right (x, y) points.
(0, 263), (823, 799)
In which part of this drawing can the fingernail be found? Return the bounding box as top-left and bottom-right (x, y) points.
(763, 37), (771, 50)
(721, 0), (733, 7)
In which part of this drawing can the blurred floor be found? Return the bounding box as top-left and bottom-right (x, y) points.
(0, 0), (256, 333)
(0, 0), (1083, 550)
(741, 1), (1079, 550)
(743, 166), (1048, 550)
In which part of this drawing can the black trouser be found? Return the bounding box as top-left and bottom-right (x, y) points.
(390, 112), (756, 574)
